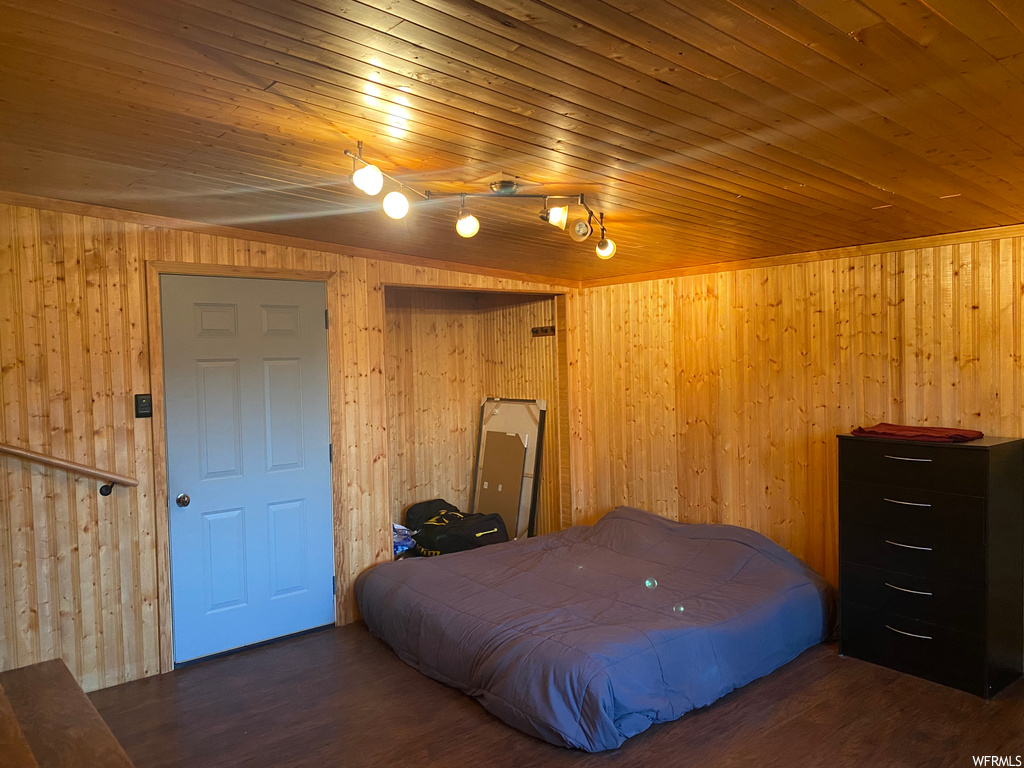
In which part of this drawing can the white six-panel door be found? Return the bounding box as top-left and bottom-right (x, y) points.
(161, 275), (334, 663)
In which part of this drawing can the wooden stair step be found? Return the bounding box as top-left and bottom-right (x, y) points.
(0, 660), (134, 768)
(0, 684), (39, 768)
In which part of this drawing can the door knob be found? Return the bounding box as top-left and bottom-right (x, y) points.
(176, 493), (191, 508)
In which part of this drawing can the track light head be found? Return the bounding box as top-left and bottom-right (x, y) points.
(382, 190), (410, 219)
(596, 238), (616, 259)
(569, 218), (593, 242)
(455, 207), (479, 237)
(352, 163), (384, 196)
(540, 204), (569, 230)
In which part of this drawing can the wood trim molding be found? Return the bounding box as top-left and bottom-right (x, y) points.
(324, 272), (348, 625)
(148, 262), (334, 281)
(144, 262), (173, 674)
(145, 262), (344, 673)
(378, 280), (567, 296)
(582, 222), (1024, 287)
(0, 191), (582, 289)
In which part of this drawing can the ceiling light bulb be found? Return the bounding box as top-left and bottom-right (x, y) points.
(352, 163), (384, 196)
(546, 205), (569, 230)
(382, 190), (410, 219)
(596, 238), (616, 259)
(455, 208), (480, 238)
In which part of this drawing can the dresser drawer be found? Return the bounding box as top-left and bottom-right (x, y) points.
(839, 438), (988, 496)
(839, 480), (985, 543)
(840, 562), (983, 633)
(841, 603), (984, 694)
(840, 523), (984, 587)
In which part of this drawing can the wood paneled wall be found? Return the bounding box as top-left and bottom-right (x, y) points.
(0, 200), (569, 691)
(900, 240), (1023, 432)
(385, 289), (484, 521)
(0, 206), (156, 692)
(5, 192), (1024, 692)
(577, 239), (1023, 584)
(384, 289), (563, 535)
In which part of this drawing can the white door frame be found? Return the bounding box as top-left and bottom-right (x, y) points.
(146, 262), (341, 673)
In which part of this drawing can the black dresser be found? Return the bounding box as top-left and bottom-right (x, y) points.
(838, 434), (1024, 697)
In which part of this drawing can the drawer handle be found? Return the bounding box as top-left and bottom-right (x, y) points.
(884, 497), (932, 508)
(886, 625), (932, 640)
(885, 582), (933, 596)
(883, 455), (933, 463)
(885, 539), (933, 551)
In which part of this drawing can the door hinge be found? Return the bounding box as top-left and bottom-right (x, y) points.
(329, 443), (333, 463)
(324, 309), (329, 329)
(333, 576), (337, 595)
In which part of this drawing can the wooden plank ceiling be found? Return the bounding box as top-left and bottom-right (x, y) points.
(2, 0), (1024, 281)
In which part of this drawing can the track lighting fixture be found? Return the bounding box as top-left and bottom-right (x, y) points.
(595, 212), (616, 259)
(569, 215), (593, 243)
(540, 204), (569, 230)
(445, 192), (615, 259)
(347, 142), (385, 196)
(456, 209), (479, 237)
(382, 190), (410, 219)
(345, 142), (425, 220)
(351, 163), (384, 196)
(455, 195), (480, 238)
(343, 142), (617, 258)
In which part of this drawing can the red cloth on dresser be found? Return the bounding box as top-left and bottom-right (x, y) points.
(850, 422), (984, 443)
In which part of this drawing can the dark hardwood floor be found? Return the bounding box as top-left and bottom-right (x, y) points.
(89, 623), (1024, 768)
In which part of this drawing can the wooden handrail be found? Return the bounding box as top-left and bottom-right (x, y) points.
(0, 442), (138, 492)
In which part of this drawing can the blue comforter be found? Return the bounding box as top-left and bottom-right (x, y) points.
(355, 506), (834, 751)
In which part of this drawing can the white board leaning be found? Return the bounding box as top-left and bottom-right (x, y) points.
(470, 398), (546, 540)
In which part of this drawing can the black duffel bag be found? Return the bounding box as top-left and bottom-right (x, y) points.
(404, 498), (460, 532)
(413, 511), (509, 557)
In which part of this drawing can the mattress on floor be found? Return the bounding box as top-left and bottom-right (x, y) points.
(355, 506), (834, 752)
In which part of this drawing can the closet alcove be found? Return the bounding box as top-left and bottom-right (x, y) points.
(384, 286), (570, 536)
